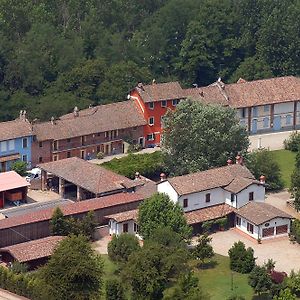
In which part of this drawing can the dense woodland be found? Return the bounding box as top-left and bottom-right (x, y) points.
(0, 0), (299, 122)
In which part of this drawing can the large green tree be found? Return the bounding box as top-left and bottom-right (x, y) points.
(138, 193), (192, 240)
(248, 266), (272, 295)
(40, 235), (103, 300)
(162, 100), (249, 175)
(291, 150), (300, 211)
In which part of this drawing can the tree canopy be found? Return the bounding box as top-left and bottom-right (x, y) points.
(0, 0), (299, 122)
(162, 100), (249, 175)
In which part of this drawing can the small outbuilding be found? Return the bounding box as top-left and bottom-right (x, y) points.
(0, 236), (65, 269)
(235, 202), (293, 240)
(0, 171), (30, 208)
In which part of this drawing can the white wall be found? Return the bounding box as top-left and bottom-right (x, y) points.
(109, 219), (137, 235)
(274, 102), (294, 114)
(178, 187), (225, 212)
(157, 181), (179, 203)
(236, 216), (260, 239)
(235, 184), (265, 208)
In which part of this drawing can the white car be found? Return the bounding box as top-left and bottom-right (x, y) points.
(25, 168), (41, 182)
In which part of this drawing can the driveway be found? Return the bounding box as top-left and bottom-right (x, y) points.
(210, 229), (300, 274)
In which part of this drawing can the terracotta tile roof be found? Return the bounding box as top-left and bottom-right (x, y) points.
(105, 209), (138, 223)
(185, 204), (236, 224)
(135, 82), (185, 103)
(0, 119), (32, 141)
(0, 171), (30, 193)
(236, 202), (293, 225)
(0, 192), (144, 230)
(38, 157), (140, 194)
(134, 176), (157, 198)
(0, 236), (65, 262)
(224, 177), (260, 194)
(33, 100), (146, 141)
(166, 164), (255, 196)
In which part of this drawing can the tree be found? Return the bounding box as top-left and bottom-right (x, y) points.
(124, 241), (189, 300)
(248, 266), (272, 295)
(49, 207), (69, 236)
(138, 193), (192, 240)
(11, 160), (27, 176)
(80, 210), (97, 240)
(228, 241), (256, 273)
(245, 148), (284, 191)
(193, 234), (214, 266)
(108, 233), (140, 264)
(40, 235), (103, 300)
(162, 100), (249, 176)
(291, 150), (300, 211)
(105, 278), (125, 300)
(274, 288), (297, 300)
(286, 270), (300, 297)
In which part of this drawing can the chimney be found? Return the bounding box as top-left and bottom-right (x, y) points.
(152, 79), (156, 84)
(160, 173), (167, 182)
(19, 110), (23, 120)
(259, 175), (266, 184)
(73, 106), (79, 117)
(137, 82), (145, 91)
(134, 172), (141, 180)
(235, 154), (244, 165)
(50, 116), (55, 125)
(227, 159), (233, 165)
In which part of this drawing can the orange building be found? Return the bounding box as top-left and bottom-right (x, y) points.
(130, 81), (186, 147)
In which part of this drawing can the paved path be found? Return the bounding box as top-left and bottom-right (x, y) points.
(210, 229), (300, 274)
(249, 130), (295, 151)
(0, 289), (29, 300)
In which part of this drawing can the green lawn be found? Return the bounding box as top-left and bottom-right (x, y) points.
(272, 149), (296, 188)
(194, 254), (256, 300)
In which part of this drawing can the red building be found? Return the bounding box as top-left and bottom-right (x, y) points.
(130, 82), (186, 147)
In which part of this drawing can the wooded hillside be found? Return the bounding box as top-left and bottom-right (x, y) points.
(0, 0), (299, 121)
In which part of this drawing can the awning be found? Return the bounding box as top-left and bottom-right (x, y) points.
(0, 154), (20, 163)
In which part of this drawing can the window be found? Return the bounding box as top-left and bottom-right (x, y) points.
(147, 133), (155, 141)
(81, 136), (85, 145)
(22, 155), (27, 162)
(113, 130), (118, 138)
(38, 156), (43, 163)
(249, 192), (254, 201)
(0, 141), (7, 152)
(252, 107), (258, 117)
(22, 138), (28, 148)
(241, 108), (246, 118)
(53, 141), (58, 151)
(286, 115), (292, 125)
(148, 102), (154, 110)
(183, 198), (188, 208)
(8, 140), (14, 151)
(263, 117), (269, 128)
(97, 132), (101, 137)
(172, 99), (180, 106)
(236, 216), (241, 226)
(231, 193), (235, 202)
(264, 105), (269, 112)
(39, 142), (43, 148)
(134, 223), (139, 232)
(81, 150), (85, 159)
(149, 117), (154, 126)
(53, 155), (58, 161)
(205, 193), (211, 203)
(67, 151), (71, 158)
(247, 222), (254, 234)
(161, 100), (167, 107)
(67, 138), (71, 143)
(123, 223), (128, 233)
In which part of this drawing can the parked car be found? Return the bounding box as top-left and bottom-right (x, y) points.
(25, 168), (41, 182)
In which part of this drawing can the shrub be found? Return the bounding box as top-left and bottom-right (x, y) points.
(96, 151), (104, 159)
(11, 161), (27, 176)
(228, 241), (256, 273)
(284, 132), (300, 152)
(217, 217), (228, 229)
(105, 278), (125, 300)
(10, 262), (28, 274)
(248, 266), (272, 295)
(108, 233), (140, 264)
(127, 143), (142, 153)
(290, 219), (300, 244)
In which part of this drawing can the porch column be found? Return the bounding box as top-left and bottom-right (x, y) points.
(41, 170), (47, 191)
(58, 177), (65, 198)
(76, 186), (84, 201)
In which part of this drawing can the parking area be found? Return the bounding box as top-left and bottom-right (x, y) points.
(210, 228), (300, 274)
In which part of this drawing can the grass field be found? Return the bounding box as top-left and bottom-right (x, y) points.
(272, 149), (296, 188)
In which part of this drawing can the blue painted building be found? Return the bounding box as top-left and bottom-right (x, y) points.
(0, 113), (33, 172)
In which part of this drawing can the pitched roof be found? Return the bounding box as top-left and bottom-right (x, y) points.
(105, 209), (138, 223)
(0, 192), (144, 230)
(236, 202), (293, 225)
(224, 177), (260, 194)
(38, 157), (140, 194)
(0, 171), (30, 193)
(165, 164), (255, 196)
(33, 100), (146, 141)
(186, 76), (300, 108)
(0, 236), (65, 262)
(134, 82), (185, 103)
(0, 119), (32, 141)
(185, 204), (236, 224)
(133, 176), (157, 198)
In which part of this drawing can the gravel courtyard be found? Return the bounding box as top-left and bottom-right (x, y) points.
(210, 229), (300, 274)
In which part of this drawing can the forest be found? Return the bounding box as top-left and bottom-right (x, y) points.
(0, 0), (299, 122)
